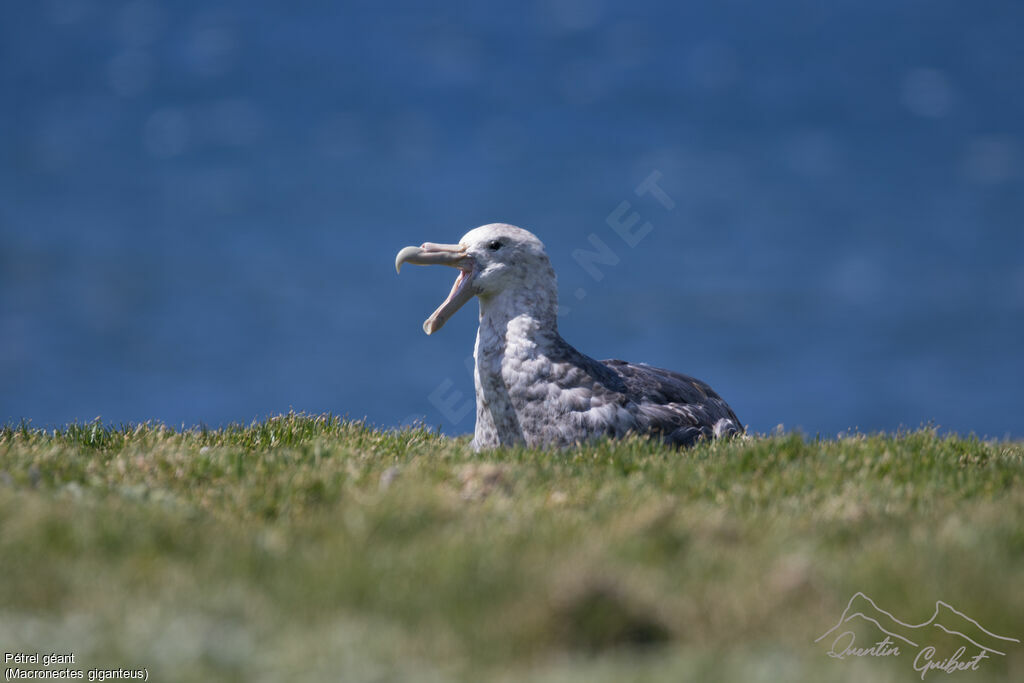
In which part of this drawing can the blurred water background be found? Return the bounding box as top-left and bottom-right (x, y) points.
(2, 1), (1022, 438)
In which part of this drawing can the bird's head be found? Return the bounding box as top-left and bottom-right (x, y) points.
(395, 223), (555, 335)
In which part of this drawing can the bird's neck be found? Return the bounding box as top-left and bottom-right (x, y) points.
(476, 286), (560, 360)
(472, 286), (561, 450)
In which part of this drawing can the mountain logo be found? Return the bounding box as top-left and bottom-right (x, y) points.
(816, 592), (1019, 678)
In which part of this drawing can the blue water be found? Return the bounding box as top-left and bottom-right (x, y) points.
(2, 1), (1022, 438)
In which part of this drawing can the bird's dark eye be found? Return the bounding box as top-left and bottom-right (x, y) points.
(487, 240), (503, 251)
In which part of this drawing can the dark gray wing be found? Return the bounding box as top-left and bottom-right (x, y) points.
(602, 359), (742, 447)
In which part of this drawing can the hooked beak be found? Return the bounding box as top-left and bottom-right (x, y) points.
(395, 242), (475, 335)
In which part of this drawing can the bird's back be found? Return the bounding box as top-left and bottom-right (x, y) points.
(602, 359), (742, 447)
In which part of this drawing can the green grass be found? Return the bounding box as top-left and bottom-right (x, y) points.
(1, 414), (1022, 682)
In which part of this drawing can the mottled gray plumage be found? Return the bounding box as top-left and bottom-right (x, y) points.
(396, 224), (742, 450)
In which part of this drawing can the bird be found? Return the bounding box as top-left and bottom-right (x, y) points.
(395, 224), (742, 450)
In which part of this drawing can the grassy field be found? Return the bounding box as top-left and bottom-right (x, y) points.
(1, 414), (1022, 682)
